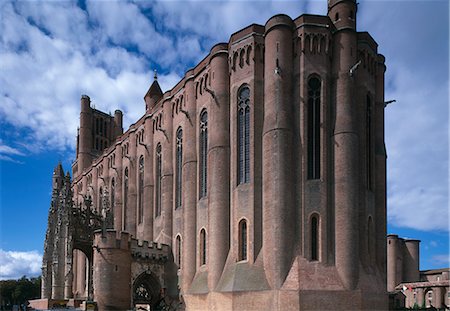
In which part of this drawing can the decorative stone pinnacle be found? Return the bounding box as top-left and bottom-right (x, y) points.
(154, 69), (158, 81)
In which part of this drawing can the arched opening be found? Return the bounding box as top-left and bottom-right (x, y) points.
(426, 289), (433, 308)
(175, 128), (183, 209)
(367, 216), (374, 260)
(138, 156), (144, 224)
(200, 229), (207, 266)
(123, 167), (128, 231)
(311, 214), (319, 261)
(307, 76), (321, 180)
(238, 219), (248, 261)
(176, 235), (182, 268)
(155, 143), (162, 217)
(132, 272), (162, 310)
(366, 94), (373, 190)
(110, 178), (115, 227)
(237, 86), (250, 185)
(72, 247), (93, 300)
(199, 110), (208, 198)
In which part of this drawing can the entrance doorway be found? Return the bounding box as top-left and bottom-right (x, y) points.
(133, 272), (162, 310)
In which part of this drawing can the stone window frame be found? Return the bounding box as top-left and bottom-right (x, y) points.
(238, 218), (248, 262)
(200, 228), (207, 266)
(138, 155), (144, 224)
(237, 85), (251, 185)
(310, 213), (320, 261)
(155, 143), (162, 218)
(123, 167), (129, 231)
(175, 127), (183, 209)
(199, 110), (208, 199)
(307, 75), (321, 180)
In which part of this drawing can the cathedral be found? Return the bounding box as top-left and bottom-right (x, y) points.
(37, 0), (389, 310)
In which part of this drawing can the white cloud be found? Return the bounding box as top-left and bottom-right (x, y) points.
(0, 249), (42, 280)
(358, 1), (449, 232)
(0, 0), (448, 234)
(0, 142), (24, 156)
(430, 254), (450, 267)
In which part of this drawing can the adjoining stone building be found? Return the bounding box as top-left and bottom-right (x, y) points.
(387, 235), (450, 310)
(37, 0), (389, 310)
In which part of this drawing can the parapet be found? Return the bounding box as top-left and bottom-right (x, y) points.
(93, 229), (130, 250)
(130, 238), (171, 264)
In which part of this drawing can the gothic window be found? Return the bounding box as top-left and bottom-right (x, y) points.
(238, 86), (250, 184)
(199, 110), (208, 198)
(138, 156), (144, 224)
(155, 144), (162, 217)
(238, 219), (248, 261)
(311, 214), (319, 261)
(176, 128), (183, 209)
(200, 228), (207, 266)
(367, 216), (373, 258)
(307, 77), (321, 180)
(176, 235), (182, 268)
(99, 187), (103, 211)
(366, 94), (372, 190)
(123, 167), (128, 231)
(111, 178), (115, 219)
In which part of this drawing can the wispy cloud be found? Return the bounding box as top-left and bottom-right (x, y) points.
(0, 139), (25, 163)
(0, 1), (448, 234)
(430, 254), (450, 267)
(0, 249), (42, 280)
(0, 143), (24, 156)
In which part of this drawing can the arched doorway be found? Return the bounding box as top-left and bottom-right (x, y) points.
(133, 272), (162, 310)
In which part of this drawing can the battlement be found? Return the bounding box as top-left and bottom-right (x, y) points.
(93, 230), (170, 263)
(93, 229), (130, 250)
(130, 238), (170, 263)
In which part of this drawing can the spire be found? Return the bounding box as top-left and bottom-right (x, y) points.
(144, 69), (163, 110)
(52, 162), (65, 191)
(53, 162), (64, 178)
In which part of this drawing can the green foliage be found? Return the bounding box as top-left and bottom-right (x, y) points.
(0, 276), (41, 309)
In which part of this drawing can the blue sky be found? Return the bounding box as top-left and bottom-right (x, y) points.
(0, 0), (448, 280)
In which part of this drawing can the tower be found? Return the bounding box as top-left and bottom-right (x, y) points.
(262, 14), (295, 289)
(329, 0), (359, 290)
(78, 95), (93, 174)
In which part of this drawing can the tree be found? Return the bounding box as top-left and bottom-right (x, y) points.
(0, 276), (41, 310)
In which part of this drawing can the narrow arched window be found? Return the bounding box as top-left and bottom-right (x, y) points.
(238, 87), (250, 184)
(367, 216), (373, 258)
(238, 219), (248, 261)
(307, 77), (321, 180)
(366, 95), (372, 190)
(98, 187), (103, 212)
(199, 111), (208, 198)
(138, 156), (144, 224)
(110, 178), (115, 220)
(123, 167), (128, 231)
(176, 235), (182, 268)
(176, 128), (183, 209)
(311, 215), (319, 261)
(155, 144), (162, 217)
(200, 229), (206, 265)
